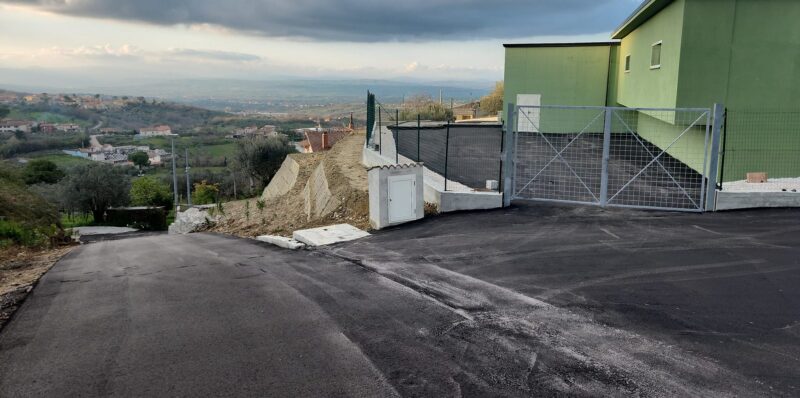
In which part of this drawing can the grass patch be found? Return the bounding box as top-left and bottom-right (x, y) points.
(60, 213), (94, 229)
(25, 152), (93, 168)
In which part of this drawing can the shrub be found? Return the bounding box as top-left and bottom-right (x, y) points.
(23, 159), (65, 185)
(193, 180), (219, 205)
(130, 176), (172, 208)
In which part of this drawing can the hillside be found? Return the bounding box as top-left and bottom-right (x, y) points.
(211, 132), (369, 237)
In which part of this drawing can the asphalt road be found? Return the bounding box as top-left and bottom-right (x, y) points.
(1, 203), (798, 396)
(332, 202), (800, 396)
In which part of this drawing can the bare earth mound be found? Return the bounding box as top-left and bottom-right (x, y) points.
(211, 133), (369, 237)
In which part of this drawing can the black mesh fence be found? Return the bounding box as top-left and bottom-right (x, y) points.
(392, 123), (503, 191)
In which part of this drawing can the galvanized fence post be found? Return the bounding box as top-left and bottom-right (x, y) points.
(395, 109), (399, 164)
(444, 122), (450, 191)
(502, 103), (516, 206)
(599, 108), (613, 207)
(705, 103), (725, 211)
(378, 106), (382, 155)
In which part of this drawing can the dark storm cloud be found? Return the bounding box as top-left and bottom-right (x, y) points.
(3, 0), (637, 41)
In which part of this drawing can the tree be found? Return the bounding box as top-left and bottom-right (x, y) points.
(480, 81), (504, 115)
(130, 176), (172, 208)
(23, 159), (65, 185)
(60, 163), (131, 222)
(235, 136), (297, 193)
(0, 106), (9, 119)
(128, 151), (150, 168)
(193, 180), (219, 205)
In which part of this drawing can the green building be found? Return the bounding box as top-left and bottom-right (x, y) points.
(504, 0), (800, 181)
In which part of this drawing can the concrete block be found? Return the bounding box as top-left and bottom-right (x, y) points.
(262, 156), (300, 200)
(255, 235), (306, 250)
(715, 191), (800, 211)
(293, 224), (370, 246)
(486, 180), (499, 190)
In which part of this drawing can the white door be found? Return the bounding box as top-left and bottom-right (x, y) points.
(388, 175), (416, 223)
(517, 94), (541, 133)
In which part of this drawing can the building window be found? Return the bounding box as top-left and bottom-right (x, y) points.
(651, 41), (662, 69)
(625, 54), (631, 72)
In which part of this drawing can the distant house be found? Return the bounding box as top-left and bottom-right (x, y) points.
(452, 102), (480, 121)
(100, 127), (120, 134)
(0, 120), (35, 133)
(139, 125), (173, 137)
(299, 128), (351, 153)
(38, 123), (56, 133)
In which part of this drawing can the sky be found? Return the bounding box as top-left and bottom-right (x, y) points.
(0, 0), (640, 87)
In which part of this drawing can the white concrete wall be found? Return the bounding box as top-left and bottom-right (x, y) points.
(715, 191), (800, 211)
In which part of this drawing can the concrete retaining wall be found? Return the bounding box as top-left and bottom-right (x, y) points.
(715, 191), (800, 211)
(302, 161), (340, 220)
(262, 156), (300, 200)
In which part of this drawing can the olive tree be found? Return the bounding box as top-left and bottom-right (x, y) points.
(60, 163), (131, 222)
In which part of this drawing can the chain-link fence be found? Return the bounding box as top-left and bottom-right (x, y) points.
(720, 110), (800, 191)
(369, 99), (503, 192)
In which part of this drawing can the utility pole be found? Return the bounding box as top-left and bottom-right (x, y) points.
(171, 139), (178, 211)
(185, 148), (192, 206)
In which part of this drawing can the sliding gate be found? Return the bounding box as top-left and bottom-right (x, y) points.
(512, 105), (712, 212)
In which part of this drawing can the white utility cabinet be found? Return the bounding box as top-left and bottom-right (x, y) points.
(368, 163), (424, 230)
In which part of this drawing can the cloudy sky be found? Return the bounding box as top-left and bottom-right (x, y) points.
(0, 0), (639, 86)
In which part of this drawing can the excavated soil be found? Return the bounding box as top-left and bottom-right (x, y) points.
(211, 133), (370, 237)
(0, 245), (74, 330)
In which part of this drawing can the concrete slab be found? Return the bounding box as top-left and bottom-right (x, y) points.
(255, 235), (306, 250)
(72, 226), (138, 236)
(293, 224), (370, 246)
(715, 190), (800, 210)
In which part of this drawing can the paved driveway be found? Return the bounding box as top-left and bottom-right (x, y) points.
(331, 203), (800, 396)
(1, 204), (798, 397)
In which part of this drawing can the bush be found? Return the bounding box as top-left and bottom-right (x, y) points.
(130, 176), (172, 208)
(23, 159), (65, 185)
(193, 180), (219, 205)
(106, 207), (167, 231)
(0, 220), (58, 248)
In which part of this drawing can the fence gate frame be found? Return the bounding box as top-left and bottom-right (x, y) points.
(502, 103), (725, 212)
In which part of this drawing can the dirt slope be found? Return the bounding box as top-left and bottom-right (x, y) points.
(211, 132), (369, 237)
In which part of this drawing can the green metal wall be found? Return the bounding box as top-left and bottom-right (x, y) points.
(616, 0), (685, 112)
(503, 45), (613, 108)
(678, 0), (800, 181)
(503, 45), (614, 131)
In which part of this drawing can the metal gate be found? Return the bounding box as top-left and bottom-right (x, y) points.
(511, 105), (713, 212)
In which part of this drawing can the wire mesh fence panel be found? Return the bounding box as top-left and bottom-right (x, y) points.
(513, 105), (711, 211)
(721, 110), (800, 190)
(605, 108), (710, 211)
(514, 106), (606, 204)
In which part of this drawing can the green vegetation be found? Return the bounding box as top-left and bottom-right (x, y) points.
(128, 151), (150, 168)
(23, 159), (65, 185)
(0, 162), (62, 248)
(399, 94), (454, 121)
(480, 81), (504, 115)
(60, 213), (94, 229)
(130, 176), (172, 208)
(235, 136), (297, 190)
(25, 152), (93, 168)
(58, 163), (131, 222)
(0, 133), (89, 158)
(193, 180), (219, 205)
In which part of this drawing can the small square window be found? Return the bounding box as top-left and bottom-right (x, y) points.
(651, 41), (662, 69)
(624, 55), (631, 72)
